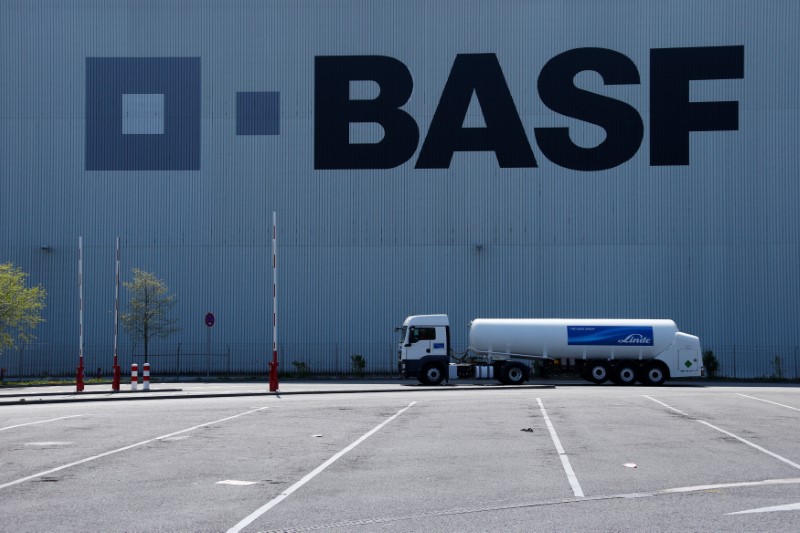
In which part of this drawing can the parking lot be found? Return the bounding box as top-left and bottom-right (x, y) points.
(1, 383), (798, 532)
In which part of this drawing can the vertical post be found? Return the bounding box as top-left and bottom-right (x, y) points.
(143, 362), (150, 391)
(76, 236), (85, 392)
(206, 326), (211, 378)
(131, 363), (138, 391)
(269, 211), (279, 392)
(112, 237), (121, 391)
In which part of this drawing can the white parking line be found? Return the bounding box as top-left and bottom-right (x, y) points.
(0, 414), (84, 432)
(736, 393), (800, 412)
(537, 398), (584, 498)
(642, 395), (689, 416)
(227, 401), (417, 533)
(643, 396), (800, 470)
(728, 502), (800, 514)
(0, 407), (268, 491)
(662, 477), (800, 494)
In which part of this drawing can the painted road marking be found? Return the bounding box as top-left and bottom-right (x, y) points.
(26, 442), (73, 447)
(537, 398), (585, 498)
(218, 480), (259, 486)
(728, 502), (800, 514)
(643, 396), (800, 470)
(0, 414), (84, 432)
(0, 407), (268, 491)
(251, 476), (800, 531)
(227, 401), (417, 533)
(736, 393), (800, 412)
(642, 396), (690, 417)
(662, 477), (800, 494)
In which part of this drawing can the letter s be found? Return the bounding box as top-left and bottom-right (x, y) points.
(535, 48), (644, 171)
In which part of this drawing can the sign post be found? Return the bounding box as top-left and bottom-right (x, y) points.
(205, 312), (214, 378)
(269, 211), (279, 392)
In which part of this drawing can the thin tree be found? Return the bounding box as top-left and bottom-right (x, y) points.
(0, 263), (46, 356)
(120, 268), (179, 363)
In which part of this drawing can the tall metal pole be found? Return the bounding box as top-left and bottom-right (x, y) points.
(269, 211), (279, 392)
(76, 236), (85, 391)
(112, 237), (121, 391)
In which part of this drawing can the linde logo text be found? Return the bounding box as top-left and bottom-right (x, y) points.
(618, 334), (652, 345)
(314, 46), (744, 171)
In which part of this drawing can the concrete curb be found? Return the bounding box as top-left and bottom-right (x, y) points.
(0, 383), (556, 406)
(0, 388), (184, 398)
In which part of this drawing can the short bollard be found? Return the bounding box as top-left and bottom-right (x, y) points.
(143, 363), (150, 391)
(130, 363), (138, 391)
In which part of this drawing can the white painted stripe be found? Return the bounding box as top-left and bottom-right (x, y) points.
(0, 414), (84, 432)
(728, 502), (800, 514)
(662, 477), (800, 494)
(227, 401), (416, 533)
(695, 420), (800, 470)
(736, 393), (800, 412)
(643, 396), (800, 470)
(0, 407), (268, 491)
(218, 480), (259, 486)
(537, 398), (584, 498)
(642, 395), (690, 416)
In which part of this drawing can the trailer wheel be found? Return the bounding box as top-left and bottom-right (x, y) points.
(501, 362), (529, 385)
(639, 362), (668, 386)
(586, 362), (609, 384)
(613, 363), (638, 385)
(418, 363), (445, 386)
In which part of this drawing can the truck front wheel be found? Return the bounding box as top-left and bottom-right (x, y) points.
(418, 363), (445, 386)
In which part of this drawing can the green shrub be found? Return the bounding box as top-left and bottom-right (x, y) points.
(703, 350), (719, 378)
(351, 354), (366, 377)
(291, 360), (310, 378)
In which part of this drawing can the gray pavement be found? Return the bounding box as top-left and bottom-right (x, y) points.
(1, 383), (798, 532)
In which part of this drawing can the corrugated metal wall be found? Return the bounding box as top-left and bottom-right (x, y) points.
(2, 0), (799, 376)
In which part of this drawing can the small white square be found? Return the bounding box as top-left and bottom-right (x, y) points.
(122, 94), (164, 135)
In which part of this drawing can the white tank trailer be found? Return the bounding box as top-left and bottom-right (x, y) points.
(397, 315), (702, 386)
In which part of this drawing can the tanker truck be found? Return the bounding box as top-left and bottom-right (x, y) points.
(397, 314), (702, 386)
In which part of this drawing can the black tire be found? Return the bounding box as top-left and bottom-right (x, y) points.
(586, 362), (610, 384)
(418, 363), (445, 385)
(639, 362), (669, 386)
(501, 362), (529, 385)
(614, 363), (638, 385)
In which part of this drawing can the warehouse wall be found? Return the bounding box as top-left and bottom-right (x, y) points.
(1, 0), (799, 376)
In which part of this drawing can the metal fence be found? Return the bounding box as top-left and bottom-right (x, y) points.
(1, 342), (799, 381)
(0, 342), (400, 380)
(702, 345), (800, 381)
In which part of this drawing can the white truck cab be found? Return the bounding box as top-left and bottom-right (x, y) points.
(397, 314), (451, 384)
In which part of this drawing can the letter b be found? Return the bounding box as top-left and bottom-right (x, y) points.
(314, 56), (419, 169)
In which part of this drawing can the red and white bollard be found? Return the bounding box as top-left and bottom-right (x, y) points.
(130, 363), (138, 391)
(143, 363), (150, 391)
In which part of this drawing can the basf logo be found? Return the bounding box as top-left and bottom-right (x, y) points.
(84, 46), (743, 172)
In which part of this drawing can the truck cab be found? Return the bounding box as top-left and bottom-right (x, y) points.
(397, 314), (451, 384)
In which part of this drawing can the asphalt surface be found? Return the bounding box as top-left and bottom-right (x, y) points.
(1, 381), (798, 532)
